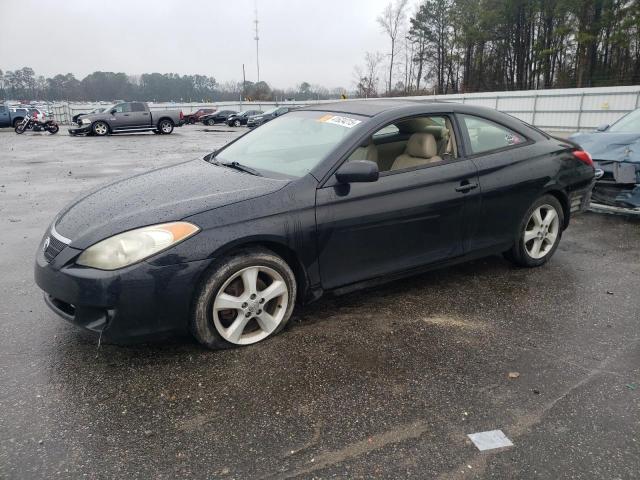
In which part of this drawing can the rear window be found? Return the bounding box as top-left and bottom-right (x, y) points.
(460, 115), (526, 154)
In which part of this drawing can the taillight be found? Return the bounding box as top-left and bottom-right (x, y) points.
(572, 149), (593, 167)
(179, 111), (184, 120)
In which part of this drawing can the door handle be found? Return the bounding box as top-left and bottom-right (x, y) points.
(455, 181), (478, 193)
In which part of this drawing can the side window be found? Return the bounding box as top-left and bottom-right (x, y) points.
(460, 115), (525, 154)
(0, 106), (7, 114)
(346, 115), (458, 173)
(372, 124), (399, 138)
(131, 102), (146, 112)
(113, 103), (131, 113)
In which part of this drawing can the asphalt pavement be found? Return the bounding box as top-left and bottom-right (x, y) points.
(1, 125), (638, 479)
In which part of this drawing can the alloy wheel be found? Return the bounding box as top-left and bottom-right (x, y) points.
(160, 121), (172, 133)
(524, 204), (559, 259)
(212, 266), (289, 345)
(93, 122), (108, 135)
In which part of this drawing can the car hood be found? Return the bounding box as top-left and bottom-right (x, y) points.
(569, 131), (640, 164)
(54, 159), (289, 249)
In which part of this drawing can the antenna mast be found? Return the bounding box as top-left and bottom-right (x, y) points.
(254, 1), (260, 83)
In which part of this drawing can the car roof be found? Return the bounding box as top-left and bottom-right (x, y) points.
(301, 99), (448, 117)
(300, 98), (547, 139)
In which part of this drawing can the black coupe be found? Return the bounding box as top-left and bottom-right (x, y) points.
(35, 100), (596, 349)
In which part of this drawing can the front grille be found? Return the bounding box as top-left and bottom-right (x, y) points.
(44, 234), (67, 263)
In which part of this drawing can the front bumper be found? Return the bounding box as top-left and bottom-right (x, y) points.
(68, 124), (92, 135)
(35, 245), (211, 343)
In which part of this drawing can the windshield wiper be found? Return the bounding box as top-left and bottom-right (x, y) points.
(214, 160), (263, 177)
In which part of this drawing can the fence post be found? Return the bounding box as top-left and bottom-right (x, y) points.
(635, 91), (640, 109)
(531, 94), (538, 126)
(494, 96), (499, 109)
(576, 92), (585, 131)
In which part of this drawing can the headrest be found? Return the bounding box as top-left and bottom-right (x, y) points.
(422, 126), (448, 139)
(406, 133), (438, 158)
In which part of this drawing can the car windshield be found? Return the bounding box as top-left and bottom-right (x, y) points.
(261, 108), (278, 115)
(215, 110), (364, 178)
(608, 109), (640, 133)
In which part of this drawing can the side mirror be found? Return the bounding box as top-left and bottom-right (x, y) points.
(203, 150), (217, 161)
(110, 109), (117, 115)
(596, 123), (609, 132)
(335, 160), (379, 184)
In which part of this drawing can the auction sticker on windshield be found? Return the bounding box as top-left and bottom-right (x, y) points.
(318, 114), (362, 128)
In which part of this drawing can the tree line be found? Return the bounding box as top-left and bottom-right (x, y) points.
(355, 0), (640, 96)
(0, 68), (346, 103)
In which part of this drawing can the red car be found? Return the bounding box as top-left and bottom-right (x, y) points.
(184, 108), (216, 124)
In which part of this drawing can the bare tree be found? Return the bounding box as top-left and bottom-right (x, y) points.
(353, 51), (384, 97)
(377, 0), (409, 94)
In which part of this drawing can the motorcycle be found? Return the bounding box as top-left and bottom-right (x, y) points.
(15, 114), (59, 135)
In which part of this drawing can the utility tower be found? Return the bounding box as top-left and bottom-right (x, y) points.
(254, 1), (260, 83)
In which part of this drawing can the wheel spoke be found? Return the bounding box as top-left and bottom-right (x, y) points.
(260, 280), (286, 303)
(225, 314), (250, 343)
(255, 311), (278, 333)
(530, 238), (543, 257)
(213, 293), (244, 311)
(532, 208), (543, 227)
(524, 228), (539, 243)
(544, 208), (557, 225)
(546, 231), (557, 245)
(241, 267), (259, 296)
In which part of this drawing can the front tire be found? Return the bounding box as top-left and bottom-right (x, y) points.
(158, 119), (174, 134)
(505, 194), (564, 267)
(233, 119), (241, 127)
(191, 248), (297, 349)
(15, 124), (25, 134)
(92, 121), (109, 136)
(206, 119), (215, 126)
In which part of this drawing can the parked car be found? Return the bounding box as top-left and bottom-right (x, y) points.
(0, 104), (45, 128)
(184, 108), (216, 124)
(200, 110), (237, 126)
(570, 109), (640, 211)
(226, 110), (264, 127)
(35, 100), (596, 349)
(72, 108), (105, 125)
(68, 102), (184, 136)
(246, 106), (296, 128)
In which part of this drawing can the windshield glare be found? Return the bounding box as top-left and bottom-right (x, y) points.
(609, 109), (640, 133)
(216, 111), (363, 177)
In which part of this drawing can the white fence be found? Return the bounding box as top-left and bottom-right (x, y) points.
(43, 85), (640, 132)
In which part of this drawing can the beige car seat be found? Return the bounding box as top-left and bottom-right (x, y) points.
(391, 133), (442, 170)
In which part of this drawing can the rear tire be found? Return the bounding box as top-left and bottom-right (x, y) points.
(92, 121), (109, 136)
(206, 119), (215, 126)
(12, 118), (23, 128)
(190, 248), (297, 350)
(158, 119), (174, 134)
(48, 124), (59, 135)
(504, 194), (564, 267)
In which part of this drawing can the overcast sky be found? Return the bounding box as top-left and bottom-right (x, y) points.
(0, 0), (398, 89)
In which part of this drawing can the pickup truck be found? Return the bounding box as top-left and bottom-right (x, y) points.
(68, 101), (184, 136)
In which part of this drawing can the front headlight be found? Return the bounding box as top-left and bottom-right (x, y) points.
(81, 118), (91, 125)
(76, 222), (200, 270)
